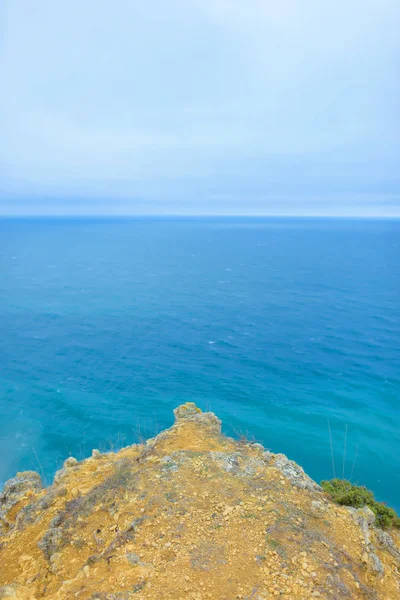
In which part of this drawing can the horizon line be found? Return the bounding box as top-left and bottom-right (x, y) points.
(1, 213), (400, 220)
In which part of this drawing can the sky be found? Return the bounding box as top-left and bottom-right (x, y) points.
(0, 0), (399, 216)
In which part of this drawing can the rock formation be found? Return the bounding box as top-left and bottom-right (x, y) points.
(0, 403), (399, 599)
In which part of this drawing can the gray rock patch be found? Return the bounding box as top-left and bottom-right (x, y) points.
(273, 454), (321, 492)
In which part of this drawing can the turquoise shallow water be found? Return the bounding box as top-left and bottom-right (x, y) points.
(0, 217), (399, 509)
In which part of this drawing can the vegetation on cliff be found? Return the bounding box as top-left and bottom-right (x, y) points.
(321, 479), (400, 530)
(0, 403), (399, 599)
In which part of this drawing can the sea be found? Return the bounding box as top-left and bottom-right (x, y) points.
(0, 217), (399, 510)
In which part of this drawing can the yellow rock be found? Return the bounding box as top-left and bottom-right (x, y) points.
(0, 403), (398, 600)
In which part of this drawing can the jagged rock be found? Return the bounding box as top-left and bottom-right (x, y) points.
(262, 450), (274, 464)
(368, 551), (384, 577)
(311, 500), (327, 515)
(38, 527), (63, 560)
(173, 402), (221, 432)
(374, 527), (400, 561)
(358, 506), (375, 525)
(0, 403), (398, 599)
(0, 515), (7, 535)
(360, 548), (384, 576)
(252, 443), (264, 450)
(0, 471), (43, 532)
(273, 454), (321, 492)
(349, 507), (386, 577)
(53, 457), (78, 484)
(210, 452), (265, 477)
(210, 452), (265, 478)
(53, 469), (65, 484)
(350, 506), (374, 546)
(0, 471), (43, 508)
(173, 402), (202, 420)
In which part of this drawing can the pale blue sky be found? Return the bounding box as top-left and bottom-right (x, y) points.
(1, 0), (399, 215)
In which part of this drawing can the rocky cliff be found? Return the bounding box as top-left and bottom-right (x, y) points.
(0, 403), (399, 599)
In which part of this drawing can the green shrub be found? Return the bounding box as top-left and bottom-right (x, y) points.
(321, 478), (400, 529)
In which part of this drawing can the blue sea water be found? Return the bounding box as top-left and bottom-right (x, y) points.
(0, 217), (399, 510)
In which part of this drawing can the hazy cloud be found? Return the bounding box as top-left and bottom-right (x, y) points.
(1, 0), (399, 215)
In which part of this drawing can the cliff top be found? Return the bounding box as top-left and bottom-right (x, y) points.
(0, 403), (399, 599)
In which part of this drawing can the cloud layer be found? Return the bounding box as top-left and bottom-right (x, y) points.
(1, 0), (399, 215)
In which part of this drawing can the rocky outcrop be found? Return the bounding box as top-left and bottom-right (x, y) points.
(272, 453), (322, 492)
(173, 402), (222, 432)
(0, 471), (43, 535)
(0, 403), (399, 599)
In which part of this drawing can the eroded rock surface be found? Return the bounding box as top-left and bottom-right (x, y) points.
(0, 403), (399, 599)
(0, 471), (43, 535)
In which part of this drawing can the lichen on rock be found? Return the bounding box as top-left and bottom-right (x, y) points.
(0, 403), (399, 599)
(0, 471), (43, 534)
(173, 401), (222, 432)
(273, 453), (322, 492)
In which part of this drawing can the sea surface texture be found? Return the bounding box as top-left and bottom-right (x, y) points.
(0, 217), (399, 509)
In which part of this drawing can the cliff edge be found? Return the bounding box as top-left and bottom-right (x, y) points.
(0, 403), (399, 599)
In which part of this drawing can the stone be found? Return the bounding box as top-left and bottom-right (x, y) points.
(358, 506), (375, 525)
(311, 501), (326, 514)
(262, 451), (274, 465)
(126, 552), (141, 565)
(273, 455), (321, 492)
(361, 551), (369, 564)
(0, 402), (396, 600)
(0, 471), (43, 511)
(49, 552), (60, 564)
(173, 403), (221, 432)
(174, 402), (202, 421)
(368, 552), (384, 577)
(38, 528), (63, 560)
(374, 528), (400, 561)
(0, 471), (43, 532)
(63, 457), (78, 469)
(91, 449), (101, 459)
